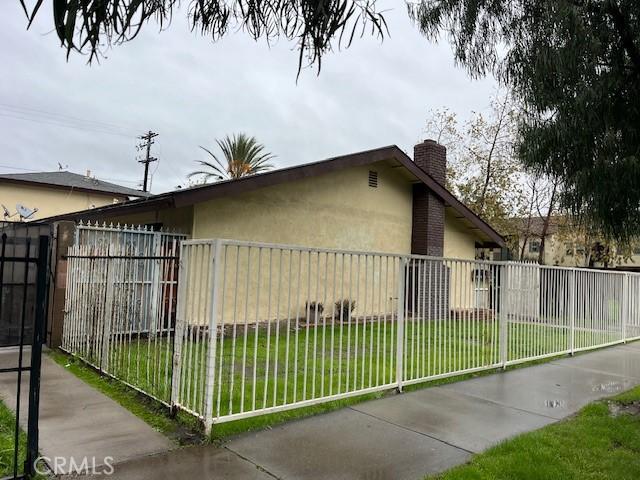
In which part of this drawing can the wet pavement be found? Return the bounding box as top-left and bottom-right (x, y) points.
(0, 348), (173, 474)
(5, 342), (639, 479)
(222, 342), (640, 480)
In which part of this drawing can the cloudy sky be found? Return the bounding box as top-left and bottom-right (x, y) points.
(1, 2), (497, 194)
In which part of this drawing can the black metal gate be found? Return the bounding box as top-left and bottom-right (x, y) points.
(0, 230), (49, 479)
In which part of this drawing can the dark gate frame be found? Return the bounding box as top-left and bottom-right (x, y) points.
(0, 233), (49, 479)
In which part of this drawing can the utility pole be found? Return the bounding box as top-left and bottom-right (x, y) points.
(137, 131), (158, 192)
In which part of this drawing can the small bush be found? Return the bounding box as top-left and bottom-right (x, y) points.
(334, 299), (356, 321)
(305, 301), (324, 317)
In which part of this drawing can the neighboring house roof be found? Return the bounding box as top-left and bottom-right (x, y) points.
(509, 216), (566, 238)
(0, 171), (150, 198)
(40, 146), (505, 247)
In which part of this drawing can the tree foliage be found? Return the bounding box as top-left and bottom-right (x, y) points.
(425, 92), (527, 235)
(409, 0), (640, 241)
(20, 0), (387, 74)
(190, 133), (274, 182)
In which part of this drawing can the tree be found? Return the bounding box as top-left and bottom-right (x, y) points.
(21, 0), (387, 75)
(425, 92), (526, 235)
(189, 133), (274, 182)
(534, 176), (560, 264)
(409, 0), (640, 242)
(517, 175), (546, 261)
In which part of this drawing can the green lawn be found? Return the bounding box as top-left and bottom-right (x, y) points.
(65, 316), (622, 443)
(427, 385), (640, 480)
(106, 318), (502, 416)
(0, 399), (25, 478)
(99, 318), (619, 418)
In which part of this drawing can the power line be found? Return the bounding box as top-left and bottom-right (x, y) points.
(0, 111), (136, 138)
(0, 164), (41, 172)
(0, 103), (136, 133)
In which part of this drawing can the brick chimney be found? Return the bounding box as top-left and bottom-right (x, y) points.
(411, 140), (447, 256)
(414, 139), (446, 185)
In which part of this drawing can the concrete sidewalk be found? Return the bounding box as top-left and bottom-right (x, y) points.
(0, 348), (173, 474)
(69, 340), (640, 480)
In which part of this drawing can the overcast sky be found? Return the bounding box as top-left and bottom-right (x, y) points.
(1, 2), (497, 194)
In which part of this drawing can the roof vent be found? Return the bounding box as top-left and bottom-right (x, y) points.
(368, 170), (378, 188)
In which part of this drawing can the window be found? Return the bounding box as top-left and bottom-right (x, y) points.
(565, 243), (574, 256)
(529, 239), (541, 253)
(368, 170), (378, 188)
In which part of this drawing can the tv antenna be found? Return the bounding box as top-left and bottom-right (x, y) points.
(1, 204), (15, 220)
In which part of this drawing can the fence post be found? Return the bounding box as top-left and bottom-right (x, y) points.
(570, 269), (576, 355)
(170, 241), (190, 414)
(100, 245), (115, 372)
(203, 240), (222, 436)
(622, 273), (629, 343)
(396, 257), (407, 392)
(148, 232), (162, 340)
(24, 235), (49, 478)
(499, 263), (509, 368)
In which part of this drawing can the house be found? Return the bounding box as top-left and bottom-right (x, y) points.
(44, 140), (506, 342)
(0, 170), (150, 221)
(45, 141), (505, 258)
(509, 215), (640, 269)
(509, 216), (564, 264)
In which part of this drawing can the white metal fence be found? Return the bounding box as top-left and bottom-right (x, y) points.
(172, 239), (640, 433)
(62, 237), (640, 434)
(61, 223), (186, 404)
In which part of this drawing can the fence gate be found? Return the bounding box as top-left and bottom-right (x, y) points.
(0, 227), (50, 479)
(61, 224), (186, 405)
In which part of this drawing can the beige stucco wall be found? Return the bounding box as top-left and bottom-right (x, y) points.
(185, 168), (484, 324)
(0, 183), (128, 221)
(188, 162), (413, 324)
(192, 161), (414, 253)
(443, 211), (478, 260)
(443, 211), (481, 310)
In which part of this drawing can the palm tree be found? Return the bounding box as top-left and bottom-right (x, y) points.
(189, 133), (275, 182)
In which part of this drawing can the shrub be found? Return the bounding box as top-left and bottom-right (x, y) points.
(334, 299), (356, 321)
(305, 301), (324, 318)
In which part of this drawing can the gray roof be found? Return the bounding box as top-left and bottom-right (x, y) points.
(0, 171), (151, 198)
(508, 215), (564, 237)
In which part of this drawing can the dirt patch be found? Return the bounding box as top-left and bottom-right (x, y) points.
(608, 401), (640, 417)
(166, 421), (205, 445)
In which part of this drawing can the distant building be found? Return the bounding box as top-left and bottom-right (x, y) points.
(0, 170), (149, 221)
(508, 215), (640, 269)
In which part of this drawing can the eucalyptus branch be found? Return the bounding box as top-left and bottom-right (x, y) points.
(23, 0), (388, 75)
